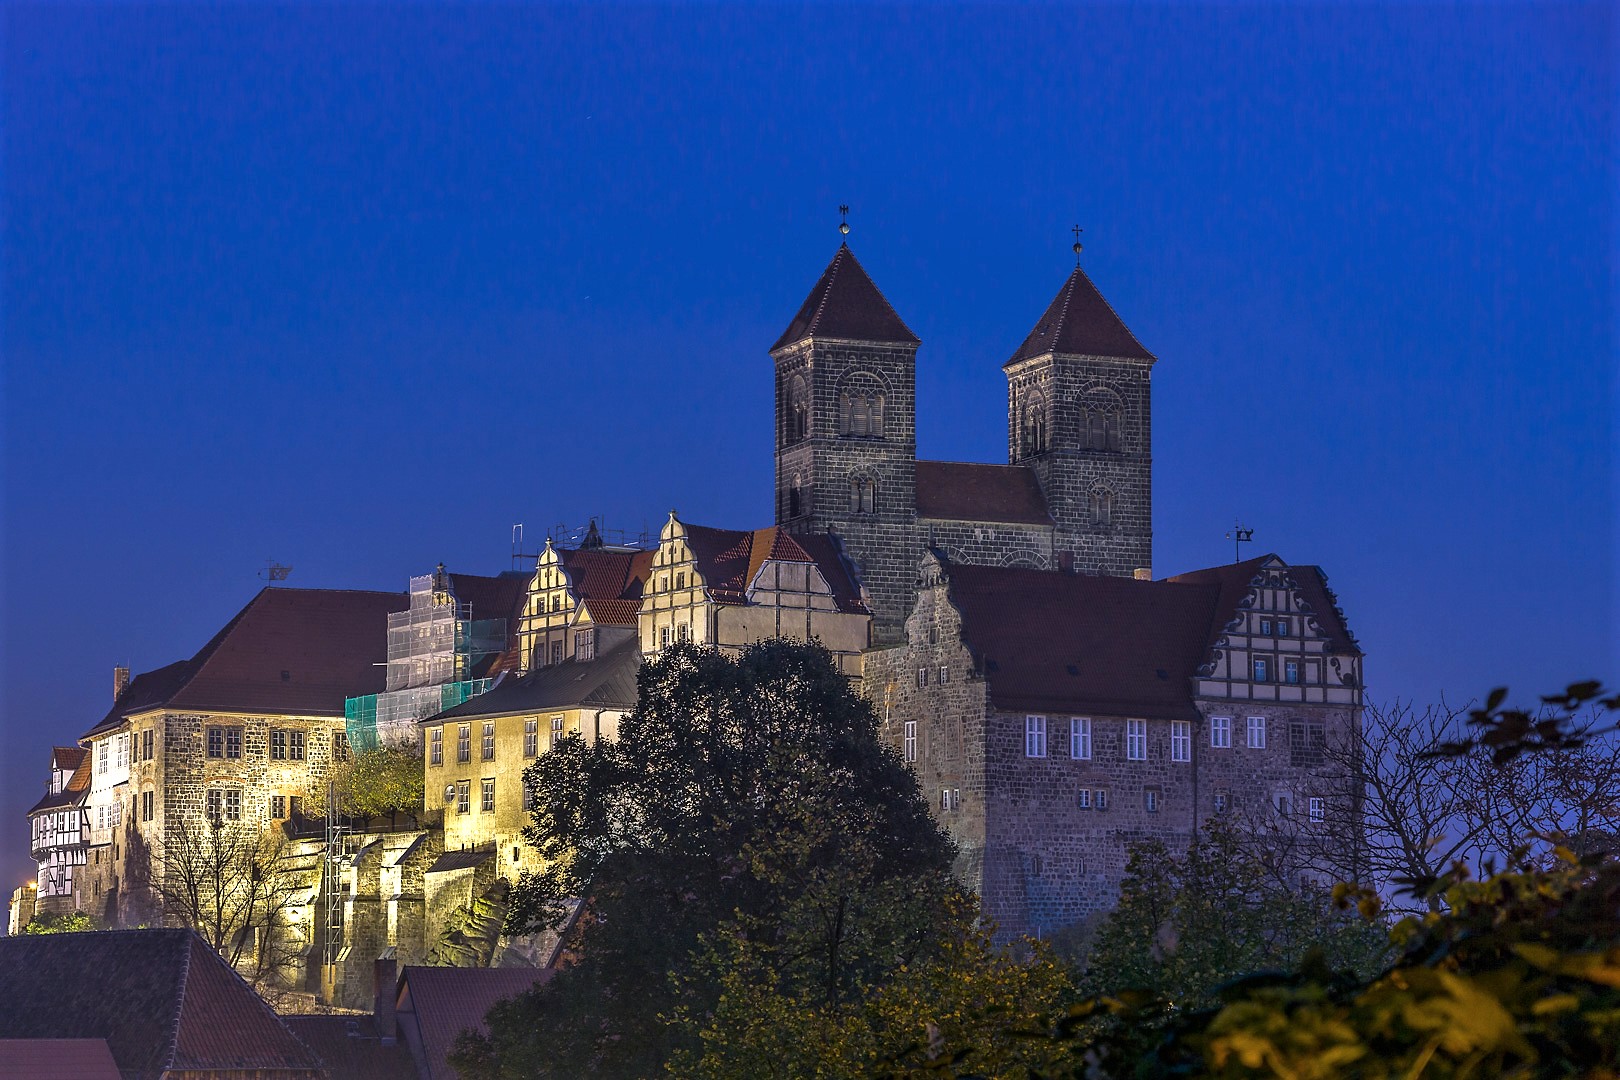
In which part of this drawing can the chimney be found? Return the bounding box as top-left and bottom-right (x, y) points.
(114, 666), (130, 702)
(373, 950), (398, 1044)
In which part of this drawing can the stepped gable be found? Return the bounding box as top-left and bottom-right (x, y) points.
(0, 929), (326, 1080)
(942, 561), (1220, 721)
(1006, 264), (1154, 364)
(771, 243), (920, 351)
(80, 587), (407, 740)
(915, 461), (1054, 526)
(1169, 554), (1362, 656)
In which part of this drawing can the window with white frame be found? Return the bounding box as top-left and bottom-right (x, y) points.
(1247, 716), (1267, 749)
(1025, 715), (1048, 758)
(430, 727), (443, 766)
(1070, 717), (1092, 760)
(917, 668), (928, 689)
(903, 721), (917, 762)
(1210, 716), (1232, 748)
(1095, 789), (1108, 811)
(938, 665), (949, 684)
(97, 741), (109, 774)
(1126, 719), (1147, 760)
(1309, 797), (1325, 822)
(1213, 790), (1229, 813)
(551, 715), (565, 747)
(482, 722), (496, 761)
(456, 780), (470, 815)
(524, 718), (539, 758)
(115, 734), (129, 770)
(1170, 720), (1191, 762)
(457, 724), (471, 763)
(1077, 789), (1092, 809)
(576, 628), (596, 662)
(481, 778), (496, 813)
(1145, 789), (1160, 813)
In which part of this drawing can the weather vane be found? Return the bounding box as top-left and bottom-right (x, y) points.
(259, 560), (292, 585)
(1225, 520), (1254, 564)
(1072, 224), (1084, 262)
(839, 205), (850, 236)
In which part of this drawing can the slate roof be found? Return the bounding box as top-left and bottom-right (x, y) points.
(81, 587), (406, 740)
(682, 523), (869, 614)
(0, 1039), (121, 1080)
(425, 638), (642, 723)
(281, 1016), (419, 1080)
(915, 461), (1054, 526)
(396, 966), (553, 1080)
(945, 563), (1219, 720)
(425, 847), (497, 875)
(772, 244), (919, 351)
(1006, 264), (1154, 364)
(0, 929), (326, 1080)
(1168, 555), (1362, 657)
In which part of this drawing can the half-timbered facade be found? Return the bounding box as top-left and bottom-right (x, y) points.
(26, 747), (91, 913)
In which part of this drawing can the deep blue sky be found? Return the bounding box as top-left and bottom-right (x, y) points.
(2, 3), (1614, 894)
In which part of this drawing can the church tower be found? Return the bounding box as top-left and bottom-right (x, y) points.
(772, 243), (920, 643)
(1005, 260), (1155, 577)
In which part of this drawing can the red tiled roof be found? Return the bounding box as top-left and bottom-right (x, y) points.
(81, 587), (406, 739)
(790, 533), (870, 615)
(0, 929), (324, 1080)
(915, 461), (1054, 526)
(0, 1040), (120, 1080)
(1006, 264), (1154, 364)
(580, 597), (642, 626)
(447, 571), (530, 627)
(558, 548), (653, 603)
(51, 746), (86, 771)
(772, 244), (920, 352)
(397, 966), (552, 1080)
(282, 1016), (419, 1080)
(679, 523), (866, 614)
(944, 563), (1218, 720)
(28, 751), (93, 816)
(1168, 555), (1361, 657)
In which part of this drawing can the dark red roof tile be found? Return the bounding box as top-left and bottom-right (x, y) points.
(678, 523), (867, 614)
(1168, 555), (1361, 657)
(397, 966), (552, 1080)
(0, 1040), (121, 1080)
(772, 244), (919, 351)
(447, 571), (530, 627)
(915, 461), (1053, 526)
(1007, 264), (1154, 364)
(281, 1016), (419, 1080)
(557, 548), (653, 603)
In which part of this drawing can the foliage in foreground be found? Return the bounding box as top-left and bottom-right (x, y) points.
(22, 910), (99, 934)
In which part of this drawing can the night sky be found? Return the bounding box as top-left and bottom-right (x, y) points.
(2, 4), (1614, 896)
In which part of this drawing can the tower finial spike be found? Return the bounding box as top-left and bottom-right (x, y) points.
(839, 205), (850, 236)
(1072, 224), (1084, 263)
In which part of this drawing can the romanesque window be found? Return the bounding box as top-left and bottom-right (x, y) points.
(1069, 717), (1092, 760)
(1126, 719), (1147, 760)
(1210, 716), (1232, 748)
(1020, 393), (1048, 456)
(850, 476), (875, 515)
(1080, 389), (1125, 451)
(1171, 720), (1191, 762)
(1090, 488), (1114, 526)
(839, 372), (886, 437)
(785, 375), (809, 445)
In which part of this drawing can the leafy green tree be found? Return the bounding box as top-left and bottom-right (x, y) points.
(335, 739), (425, 824)
(453, 640), (957, 1079)
(22, 910), (99, 934)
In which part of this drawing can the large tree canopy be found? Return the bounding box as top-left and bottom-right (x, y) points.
(458, 640), (960, 1079)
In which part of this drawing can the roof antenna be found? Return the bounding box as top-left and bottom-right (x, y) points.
(1226, 520), (1254, 564)
(1072, 224), (1084, 264)
(838, 205), (850, 237)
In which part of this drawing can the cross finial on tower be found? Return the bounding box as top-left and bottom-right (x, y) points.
(839, 205), (850, 236)
(1072, 225), (1084, 263)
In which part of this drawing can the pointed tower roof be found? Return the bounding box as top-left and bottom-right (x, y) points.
(1006, 264), (1154, 365)
(772, 244), (920, 352)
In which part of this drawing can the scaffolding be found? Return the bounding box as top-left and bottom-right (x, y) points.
(344, 568), (506, 751)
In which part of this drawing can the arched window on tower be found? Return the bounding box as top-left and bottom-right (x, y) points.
(849, 475), (876, 515)
(838, 373), (887, 438)
(1080, 390), (1125, 452)
(785, 375), (809, 445)
(1021, 393), (1048, 457)
(787, 476), (805, 519)
(1090, 488), (1115, 526)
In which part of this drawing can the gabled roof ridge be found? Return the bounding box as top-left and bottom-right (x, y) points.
(159, 930), (192, 1074)
(803, 243), (846, 340)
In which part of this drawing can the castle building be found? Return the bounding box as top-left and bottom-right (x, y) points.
(25, 746), (91, 913)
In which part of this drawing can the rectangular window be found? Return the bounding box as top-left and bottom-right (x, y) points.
(142, 729), (154, 761)
(115, 734), (129, 770)
(225, 728), (242, 759)
(576, 629), (596, 662)
(917, 668), (928, 689)
(269, 795), (286, 819)
(938, 665), (949, 685)
(1275, 618), (1290, 636)
(456, 780), (470, 814)
(1284, 659), (1301, 684)
(940, 787), (951, 812)
(99, 741), (110, 773)
(224, 789), (241, 821)
(1290, 720), (1327, 768)
(551, 641), (564, 665)
(1145, 789), (1160, 813)
(142, 790), (154, 822)
(333, 732), (350, 763)
(207, 790), (222, 819)
(522, 783), (533, 811)
(457, 724), (471, 763)
(271, 730), (287, 760)
(1070, 717), (1092, 760)
(660, 626), (671, 649)
(481, 722), (496, 761)
(1095, 789), (1108, 811)
(430, 727), (443, 766)
(1025, 715), (1047, 758)
(1253, 657), (1271, 682)
(551, 715), (565, 747)
(289, 730), (305, 760)
(1259, 618), (1273, 635)
(1247, 716), (1267, 749)
(207, 728), (224, 759)
(290, 795), (302, 818)
(1210, 716), (1232, 748)
(675, 572), (686, 590)
(678, 623), (691, 642)
(1170, 720), (1191, 762)
(1126, 719), (1147, 761)
(1275, 793), (1291, 816)
(1077, 789), (1092, 809)
(481, 779), (496, 813)
(525, 718), (539, 758)
(1213, 791), (1229, 814)
(903, 721), (917, 763)
(1309, 797), (1325, 822)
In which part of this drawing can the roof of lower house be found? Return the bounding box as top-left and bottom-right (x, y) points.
(425, 638), (642, 723)
(771, 243), (920, 352)
(1006, 264), (1155, 365)
(281, 1016), (419, 1080)
(0, 1039), (121, 1080)
(915, 461), (1054, 526)
(0, 929), (326, 1080)
(447, 571), (530, 628)
(681, 523), (869, 614)
(396, 966), (553, 1080)
(81, 587), (407, 740)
